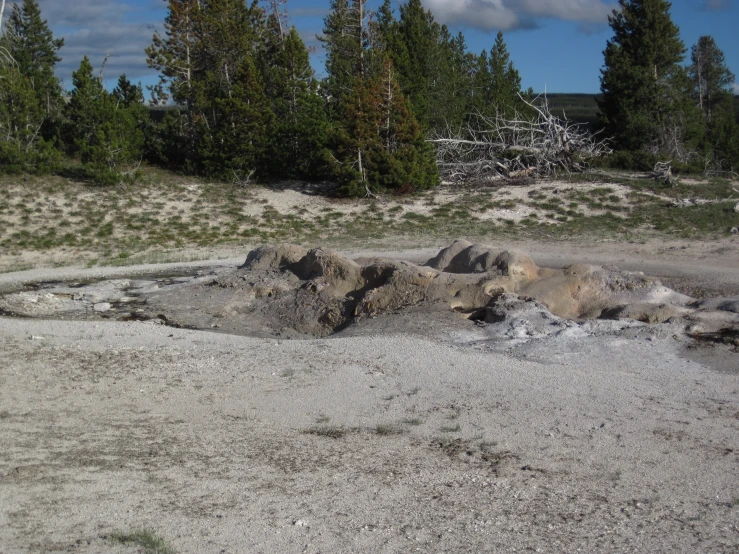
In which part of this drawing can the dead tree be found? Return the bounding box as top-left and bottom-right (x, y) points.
(428, 95), (611, 186)
(652, 161), (675, 185)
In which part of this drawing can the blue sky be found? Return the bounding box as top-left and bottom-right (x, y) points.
(28, 0), (739, 94)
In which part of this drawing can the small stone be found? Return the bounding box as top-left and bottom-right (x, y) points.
(30, 335), (45, 341)
(93, 302), (111, 313)
(294, 520), (308, 527)
(731, 226), (738, 234)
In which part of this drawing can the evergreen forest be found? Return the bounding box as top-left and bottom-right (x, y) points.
(1, 0), (738, 194)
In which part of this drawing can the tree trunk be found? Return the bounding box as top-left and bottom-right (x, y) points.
(696, 55), (703, 111)
(270, 0), (285, 43)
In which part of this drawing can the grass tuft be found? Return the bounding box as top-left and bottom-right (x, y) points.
(305, 426), (347, 439)
(109, 528), (175, 554)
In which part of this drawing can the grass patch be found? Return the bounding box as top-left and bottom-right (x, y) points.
(109, 528), (175, 554)
(440, 423), (461, 433)
(305, 426), (347, 439)
(374, 424), (406, 436)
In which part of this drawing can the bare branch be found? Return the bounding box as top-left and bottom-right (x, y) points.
(99, 51), (110, 82)
(0, 0), (6, 35)
(429, 95), (612, 186)
(232, 168), (256, 188)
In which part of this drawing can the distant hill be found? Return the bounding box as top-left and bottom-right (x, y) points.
(533, 93), (602, 131)
(535, 93), (739, 132)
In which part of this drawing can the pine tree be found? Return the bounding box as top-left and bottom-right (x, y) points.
(64, 57), (144, 185)
(430, 30), (473, 131)
(0, 54), (60, 173)
(319, 0), (368, 116)
(3, 0), (63, 116)
(147, 0), (274, 177)
(145, 0), (204, 161)
(394, 0), (436, 130)
(688, 36), (739, 167)
(2, 0), (64, 142)
(261, 24), (329, 178)
(465, 50), (490, 118)
(371, 59), (438, 192)
(374, 0), (399, 55)
(487, 32), (524, 118)
(207, 56), (274, 180)
(332, 59), (438, 196)
(598, 0), (699, 156)
(689, 36), (735, 123)
(113, 74), (155, 161)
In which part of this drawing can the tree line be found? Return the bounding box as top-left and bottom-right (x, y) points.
(0, 0), (737, 194)
(598, 0), (739, 173)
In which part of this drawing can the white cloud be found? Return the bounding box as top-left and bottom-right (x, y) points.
(422, 0), (617, 31)
(732, 82), (739, 95)
(422, 0), (523, 31)
(33, 0), (159, 88)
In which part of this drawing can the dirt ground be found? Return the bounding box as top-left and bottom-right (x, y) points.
(1, 239), (738, 553)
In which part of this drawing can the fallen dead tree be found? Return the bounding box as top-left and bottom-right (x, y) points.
(429, 95), (612, 186)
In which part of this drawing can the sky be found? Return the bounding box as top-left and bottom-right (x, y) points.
(21, 0), (739, 95)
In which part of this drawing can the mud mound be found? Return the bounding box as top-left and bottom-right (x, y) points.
(426, 239), (538, 279)
(2, 241), (737, 343)
(240, 243), (307, 272)
(141, 241), (723, 338)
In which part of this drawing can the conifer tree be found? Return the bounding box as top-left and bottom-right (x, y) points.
(487, 32), (525, 118)
(430, 30), (474, 130)
(3, 0), (63, 118)
(261, 24), (329, 178)
(207, 56), (274, 180)
(332, 59), (438, 195)
(2, 0), (64, 142)
(322, 0), (437, 194)
(688, 36), (739, 167)
(64, 57), (144, 185)
(145, 0), (204, 162)
(689, 36), (735, 124)
(371, 59), (438, 192)
(0, 52), (60, 173)
(467, 50), (491, 118)
(147, 0), (274, 176)
(598, 0), (699, 155)
(319, 0), (368, 116)
(394, 0), (436, 130)
(113, 74), (155, 161)
(374, 0), (400, 55)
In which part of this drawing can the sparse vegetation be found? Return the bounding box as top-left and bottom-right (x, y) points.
(440, 423), (461, 433)
(375, 424), (406, 436)
(1, 168), (736, 271)
(305, 425), (348, 439)
(110, 528), (175, 554)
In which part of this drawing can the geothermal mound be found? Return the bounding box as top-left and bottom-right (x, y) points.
(1, 240), (737, 343)
(137, 240), (738, 340)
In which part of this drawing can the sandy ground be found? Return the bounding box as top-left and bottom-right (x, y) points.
(1, 241), (738, 553)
